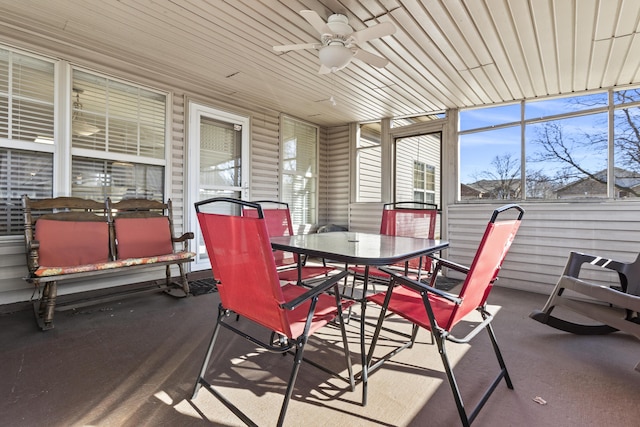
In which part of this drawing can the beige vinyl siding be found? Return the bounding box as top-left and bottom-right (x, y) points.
(321, 125), (349, 228)
(447, 202), (640, 294)
(250, 112), (280, 201)
(349, 203), (384, 233)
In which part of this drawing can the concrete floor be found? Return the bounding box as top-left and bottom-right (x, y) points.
(1, 284), (639, 426)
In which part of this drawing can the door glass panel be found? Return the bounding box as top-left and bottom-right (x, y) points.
(191, 110), (247, 267)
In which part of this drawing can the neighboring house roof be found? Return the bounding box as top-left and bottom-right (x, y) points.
(555, 167), (640, 196)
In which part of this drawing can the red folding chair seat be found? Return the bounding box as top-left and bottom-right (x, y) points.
(192, 197), (354, 427)
(364, 204), (524, 426)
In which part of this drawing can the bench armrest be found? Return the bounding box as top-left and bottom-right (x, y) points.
(172, 232), (194, 243)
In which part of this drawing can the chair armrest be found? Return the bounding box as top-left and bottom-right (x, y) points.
(378, 267), (462, 304)
(563, 251), (627, 277)
(281, 270), (348, 310)
(430, 255), (470, 275)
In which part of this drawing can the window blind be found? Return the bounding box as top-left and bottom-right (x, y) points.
(0, 148), (53, 235)
(281, 117), (317, 226)
(72, 70), (166, 159)
(0, 49), (55, 143)
(71, 156), (164, 202)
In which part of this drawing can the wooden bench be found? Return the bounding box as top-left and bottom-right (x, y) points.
(23, 195), (195, 330)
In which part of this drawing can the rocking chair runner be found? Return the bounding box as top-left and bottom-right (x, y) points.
(530, 250), (640, 372)
(192, 197), (355, 427)
(364, 204), (524, 426)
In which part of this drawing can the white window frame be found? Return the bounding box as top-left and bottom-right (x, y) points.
(280, 115), (319, 230)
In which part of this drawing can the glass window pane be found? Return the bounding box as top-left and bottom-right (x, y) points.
(397, 134), (441, 204)
(0, 148), (53, 236)
(281, 117), (318, 225)
(72, 157), (164, 202)
(525, 114), (608, 199)
(614, 103), (640, 198)
(72, 70), (166, 159)
(614, 88), (640, 105)
(0, 49), (55, 143)
(525, 92), (607, 120)
(459, 127), (521, 200)
(459, 103), (520, 131)
(392, 113), (445, 128)
(200, 117), (241, 188)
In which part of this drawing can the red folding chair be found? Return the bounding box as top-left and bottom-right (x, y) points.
(365, 204), (524, 426)
(192, 197), (354, 427)
(348, 201), (438, 291)
(244, 200), (336, 283)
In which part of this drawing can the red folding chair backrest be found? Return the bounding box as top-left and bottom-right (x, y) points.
(197, 206), (293, 338)
(243, 202), (297, 266)
(381, 202), (438, 270)
(444, 207), (522, 331)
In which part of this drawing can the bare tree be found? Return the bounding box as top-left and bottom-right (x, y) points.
(471, 153), (521, 199)
(529, 102), (640, 197)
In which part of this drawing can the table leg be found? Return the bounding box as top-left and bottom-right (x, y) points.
(360, 265), (370, 406)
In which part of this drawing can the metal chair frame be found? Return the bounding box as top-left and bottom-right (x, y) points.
(192, 197), (354, 427)
(364, 204), (524, 426)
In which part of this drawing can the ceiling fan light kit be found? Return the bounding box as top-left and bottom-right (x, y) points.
(273, 10), (396, 74)
(318, 44), (353, 70)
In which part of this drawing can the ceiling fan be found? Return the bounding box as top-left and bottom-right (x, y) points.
(273, 10), (396, 74)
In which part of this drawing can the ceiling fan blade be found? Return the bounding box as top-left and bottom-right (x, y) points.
(300, 10), (330, 35)
(273, 43), (319, 52)
(353, 49), (389, 68)
(352, 21), (396, 44)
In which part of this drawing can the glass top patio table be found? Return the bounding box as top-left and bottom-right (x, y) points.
(270, 231), (448, 266)
(270, 231), (449, 406)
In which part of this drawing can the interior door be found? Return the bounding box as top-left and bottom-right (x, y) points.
(188, 101), (250, 270)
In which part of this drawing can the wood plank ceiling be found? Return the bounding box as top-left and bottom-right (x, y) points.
(0, 0), (639, 127)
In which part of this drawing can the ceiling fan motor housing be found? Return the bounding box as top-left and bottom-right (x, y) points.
(326, 14), (352, 36)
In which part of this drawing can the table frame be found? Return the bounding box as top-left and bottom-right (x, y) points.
(270, 231), (449, 405)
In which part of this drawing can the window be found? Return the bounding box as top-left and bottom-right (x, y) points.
(458, 89), (638, 201)
(281, 116), (318, 227)
(0, 44), (170, 236)
(413, 161), (435, 203)
(0, 48), (55, 236)
(356, 122), (381, 202)
(71, 70), (167, 202)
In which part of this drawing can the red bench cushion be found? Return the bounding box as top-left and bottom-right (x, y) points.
(114, 217), (174, 259)
(35, 219), (110, 267)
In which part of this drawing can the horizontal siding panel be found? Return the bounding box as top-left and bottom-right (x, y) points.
(349, 203), (384, 232)
(447, 201), (640, 294)
(321, 125), (350, 227)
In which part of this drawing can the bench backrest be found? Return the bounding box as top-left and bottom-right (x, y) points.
(23, 196), (182, 272)
(23, 196), (110, 271)
(108, 198), (176, 259)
